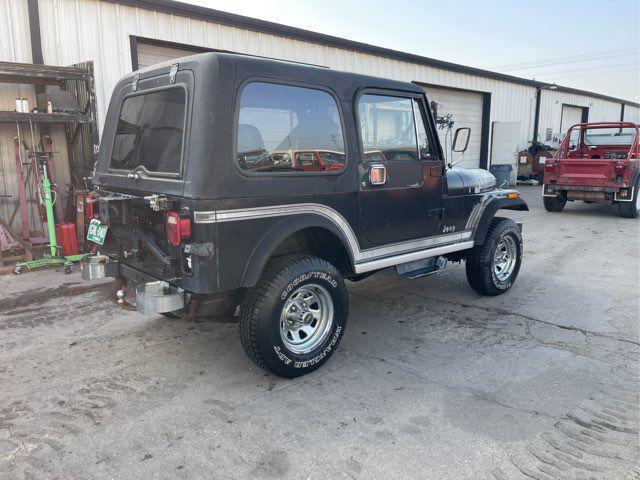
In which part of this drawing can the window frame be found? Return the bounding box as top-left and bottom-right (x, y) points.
(107, 83), (189, 179)
(355, 88), (440, 163)
(232, 78), (348, 177)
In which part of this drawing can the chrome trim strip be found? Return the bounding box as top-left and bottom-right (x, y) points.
(197, 203), (474, 266)
(213, 203), (362, 257)
(358, 230), (471, 262)
(193, 211), (217, 223)
(354, 241), (474, 273)
(465, 195), (491, 230)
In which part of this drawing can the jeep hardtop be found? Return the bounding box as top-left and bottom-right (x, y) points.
(542, 121), (640, 217)
(82, 52), (528, 377)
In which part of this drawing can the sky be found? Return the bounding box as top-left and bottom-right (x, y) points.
(181, 0), (640, 101)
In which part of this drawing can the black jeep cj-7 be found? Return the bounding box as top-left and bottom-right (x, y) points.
(82, 53), (528, 377)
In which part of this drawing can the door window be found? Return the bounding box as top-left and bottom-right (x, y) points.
(413, 99), (433, 160)
(236, 82), (346, 174)
(358, 94), (431, 161)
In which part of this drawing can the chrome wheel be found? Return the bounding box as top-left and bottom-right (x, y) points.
(636, 187), (640, 211)
(493, 235), (517, 282)
(280, 283), (334, 354)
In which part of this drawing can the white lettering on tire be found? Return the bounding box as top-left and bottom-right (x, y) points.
(490, 227), (521, 290)
(293, 325), (342, 368)
(280, 271), (338, 299)
(273, 346), (292, 365)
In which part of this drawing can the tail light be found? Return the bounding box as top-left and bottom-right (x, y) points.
(85, 194), (94, 219)
(544, 161), (558, 173)
(613, 163), (627, 175)
(166, 212), (191, 246)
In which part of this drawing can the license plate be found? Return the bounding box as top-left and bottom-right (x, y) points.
(87, 218), (108, 245)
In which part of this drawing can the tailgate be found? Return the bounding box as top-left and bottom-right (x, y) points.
(97, 193), (186, 286)
(557, 158), (613, 186)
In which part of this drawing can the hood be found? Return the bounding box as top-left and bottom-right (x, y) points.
(446, 168), (496, 196)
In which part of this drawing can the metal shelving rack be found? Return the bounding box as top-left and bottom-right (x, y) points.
(0, 60), (99, 271)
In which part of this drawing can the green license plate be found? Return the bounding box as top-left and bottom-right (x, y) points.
(87, 219), (108, 245)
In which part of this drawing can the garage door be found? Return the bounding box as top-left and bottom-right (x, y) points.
(422, 86), (484, 169)
(560, 105), (585, 133)
(136, 42), (203, 69)
(623, 105), (640, 123)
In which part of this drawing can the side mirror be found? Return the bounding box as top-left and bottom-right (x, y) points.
(452, 127), (471, 152)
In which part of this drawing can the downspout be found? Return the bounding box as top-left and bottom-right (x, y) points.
(27, 0), (45, 97)
(27, 0), (44, 65)
(532, 88), (542, 144)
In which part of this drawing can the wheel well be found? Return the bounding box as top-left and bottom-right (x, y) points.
(270, 227), (353, 274)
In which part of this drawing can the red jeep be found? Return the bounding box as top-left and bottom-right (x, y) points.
(542, 122), (640, 218)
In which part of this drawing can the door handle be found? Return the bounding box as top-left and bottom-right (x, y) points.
(369, 164), (387, 185)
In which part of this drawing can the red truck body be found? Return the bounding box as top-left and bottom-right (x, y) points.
(542, 122), (640, 217)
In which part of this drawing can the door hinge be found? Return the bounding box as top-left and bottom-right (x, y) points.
(144, 194), (168, 212)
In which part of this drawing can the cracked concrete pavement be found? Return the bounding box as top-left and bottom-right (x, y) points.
(0, 186), (638, 479)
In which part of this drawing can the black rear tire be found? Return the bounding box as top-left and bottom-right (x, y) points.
(543, 195), (566, 212)
(239, 255), (348, 378)
(466, 217), (523, 296)
(618, 179), (639, 218)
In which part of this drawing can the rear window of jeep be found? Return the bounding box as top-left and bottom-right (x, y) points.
(110, 87), (186, 175)
(236, 82), (345, 174)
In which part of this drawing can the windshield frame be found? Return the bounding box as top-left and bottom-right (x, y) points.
(107, 83), (189, 179)
(556, 122), (640, 158)
(583, 128), (637, 147)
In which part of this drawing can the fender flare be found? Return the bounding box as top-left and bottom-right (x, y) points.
(473, 196), (529, 246)
(240, 214), (355, 288)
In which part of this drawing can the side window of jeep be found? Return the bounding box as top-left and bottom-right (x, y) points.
(359, 94), (432, 161)
(236, 82), (346, 174)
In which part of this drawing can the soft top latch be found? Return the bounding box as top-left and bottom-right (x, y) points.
(169, 63), (179, 84)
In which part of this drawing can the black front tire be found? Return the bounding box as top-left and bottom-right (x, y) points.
(543, 195), (566, 212)
(466, 217), (523, 296)
(239, 255), (348, 378)
(618, 179), (639, 218)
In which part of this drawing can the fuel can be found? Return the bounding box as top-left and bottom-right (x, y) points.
(55, 223), (79, 256)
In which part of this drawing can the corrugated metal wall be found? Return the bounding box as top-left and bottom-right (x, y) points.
(0, 0), (71, 234)
(624, 105), (640, 123)
(538, 89), (623, 138)
(7, 0), (631, 149)
(29, 0), (539, 151)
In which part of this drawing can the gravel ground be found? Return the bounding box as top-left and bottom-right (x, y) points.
(0, 186), (638, 480)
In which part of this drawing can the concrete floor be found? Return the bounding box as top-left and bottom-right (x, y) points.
(0, 186), (638, 480)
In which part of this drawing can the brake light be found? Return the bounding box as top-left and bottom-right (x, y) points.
(166, 212), (191, 246)
(613, 163), (626, 175)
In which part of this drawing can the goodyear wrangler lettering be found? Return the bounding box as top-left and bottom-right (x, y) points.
(281, 272), (338, 299)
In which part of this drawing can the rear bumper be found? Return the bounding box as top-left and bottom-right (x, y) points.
(552, 184), (627, 192)
(542, 183), (635, 202)
(80, 255), (185, 314)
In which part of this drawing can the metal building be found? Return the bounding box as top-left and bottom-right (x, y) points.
(1, 0), (639, 223)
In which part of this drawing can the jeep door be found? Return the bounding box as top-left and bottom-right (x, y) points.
(357, 91), (443, 245)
